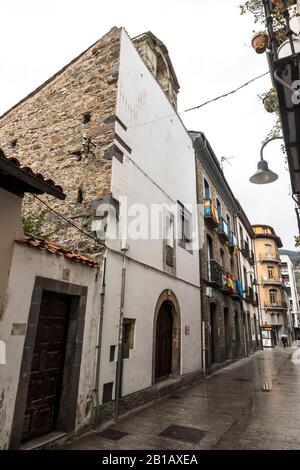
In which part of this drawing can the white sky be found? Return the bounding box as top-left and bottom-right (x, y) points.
(0, 0), (298, 249)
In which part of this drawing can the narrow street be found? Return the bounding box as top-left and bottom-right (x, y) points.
(64, 349), (300, 450)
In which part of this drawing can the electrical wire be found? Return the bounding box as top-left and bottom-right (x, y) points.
(126, 70), (270, 128)
(183, 71), (270, 113)
(26, 193), (105, 247)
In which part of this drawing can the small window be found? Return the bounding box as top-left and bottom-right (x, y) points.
(123, 318), (136, 359)
(243, 267), (248, 291)
(220, 248), (225, 267)
(178, 202), (192, 251)
(226, 213), (231, 232)
(270, 289), (278, 304)
(207, 235), (213, 261)
(109, 345), (116, 362)
(166, 214), (174, 248)
(103, 382), (113, 403)
(204, 177), (211, 200)
(216, 198), (222, 219)
(239, 225), (244, 249)
(267, 266), (274, 279)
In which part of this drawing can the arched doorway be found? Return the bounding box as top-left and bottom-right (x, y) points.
(153, 290), (181, 383)
(155, 302), (173, 380)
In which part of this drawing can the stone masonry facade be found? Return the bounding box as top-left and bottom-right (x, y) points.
(0, 27), (122, 256)
(195, 157), (245, 368)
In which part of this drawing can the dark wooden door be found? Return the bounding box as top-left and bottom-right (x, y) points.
(209, 303), (216, 364)
(22, 291), (70, 442)
(224, 308), (230, 360)
(155, 302), (173, 381)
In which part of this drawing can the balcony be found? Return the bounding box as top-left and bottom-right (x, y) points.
(234, 279), (244, 298)
(245, 287), (258, 307)
(228, 231), (238, 253)
(264, 301), (287, 311)
(207, 259), (236, 295)
(242, 246), (255, 266)
(259, 253), (280, 263)
(261, 276), (282, 286)
(204, 199), (219, 227)
(207, 259), (223, 287)
(217, 217), (229, 241)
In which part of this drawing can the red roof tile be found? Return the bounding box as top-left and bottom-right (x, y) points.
(19, 235), (99, 268)
(0, 149), (65, 198)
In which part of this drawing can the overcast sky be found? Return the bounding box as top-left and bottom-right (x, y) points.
(0, 0), (298, 250)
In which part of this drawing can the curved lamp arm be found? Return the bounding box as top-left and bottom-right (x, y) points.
(260, 136), (284, 161)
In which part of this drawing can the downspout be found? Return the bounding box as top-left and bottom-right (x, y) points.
(115, 247), (128, 418)
(95, 249), (107, 426)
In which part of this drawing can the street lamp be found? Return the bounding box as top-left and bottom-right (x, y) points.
(249, 136), (283, 185)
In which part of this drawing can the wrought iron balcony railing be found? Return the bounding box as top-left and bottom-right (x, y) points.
(259, 253), (280, 263)
(207, 259), (239, 296)
(261, 276), (282, 285)
(217, 217), (229, 241)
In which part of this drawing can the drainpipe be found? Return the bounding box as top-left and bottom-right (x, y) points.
(95, 250), (107, 426)
(115, 246), (128, 418)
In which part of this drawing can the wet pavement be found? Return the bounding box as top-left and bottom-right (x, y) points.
(63, 348), (300, 450)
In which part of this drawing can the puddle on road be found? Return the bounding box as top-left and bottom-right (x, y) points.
(261, 379), (273, 392)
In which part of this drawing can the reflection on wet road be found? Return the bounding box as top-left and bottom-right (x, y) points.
(64, 348), (300, 450)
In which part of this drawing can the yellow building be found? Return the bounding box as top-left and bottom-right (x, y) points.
(252, 225), (287, 347)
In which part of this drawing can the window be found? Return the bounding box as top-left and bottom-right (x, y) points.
(268, 266), (274, 279)
(103, 382), (113, 403)
(178, 201), (192, 250)
(166, 215), (174, 248)
(220, 248), (225, 267)
(244, 267), (248, 292)
(207, 235), (213, 261)
(109, 345), (116, 362)
(226, 213), (231, 232)
(269, 289), (278, 304)
(165, 213), (175, 268)
(265, 243), (272, 253)
(239, 225), (244, 249)
(204, 177), (211, 200)
(216, 197), (222, 219)
(122, 318), (136, 359)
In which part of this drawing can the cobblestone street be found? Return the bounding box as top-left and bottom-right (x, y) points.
(63, 348), (300, 450)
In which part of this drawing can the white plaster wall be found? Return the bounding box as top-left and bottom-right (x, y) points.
(280, 254), (300, 328)
(110, 28), (200, 287)
(96, 29), (202, 400)
(0, 189), (23, 318)
(99, 250), (201, 399)
(0, 243), (101, 449)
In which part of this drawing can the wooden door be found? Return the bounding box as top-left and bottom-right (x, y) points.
(209, 303), (216, 364)
(22, 291), (70, 442)
(155, 302), (173, 381)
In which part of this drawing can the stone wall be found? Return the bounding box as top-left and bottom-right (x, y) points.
(195, 158), (245, 366)
(0, 27), (122, 256)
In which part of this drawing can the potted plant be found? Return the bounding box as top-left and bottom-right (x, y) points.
(251, 31), (269, 54)
(262, 88), (279, 113)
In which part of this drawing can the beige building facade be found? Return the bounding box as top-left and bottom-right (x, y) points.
(253, 225), (287, 346)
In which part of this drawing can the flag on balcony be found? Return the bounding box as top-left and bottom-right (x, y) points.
(227, 273), (235, 293)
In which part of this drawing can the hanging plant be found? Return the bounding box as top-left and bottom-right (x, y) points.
(252, 31), (269, 53)
(262, 88), (279, 113)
